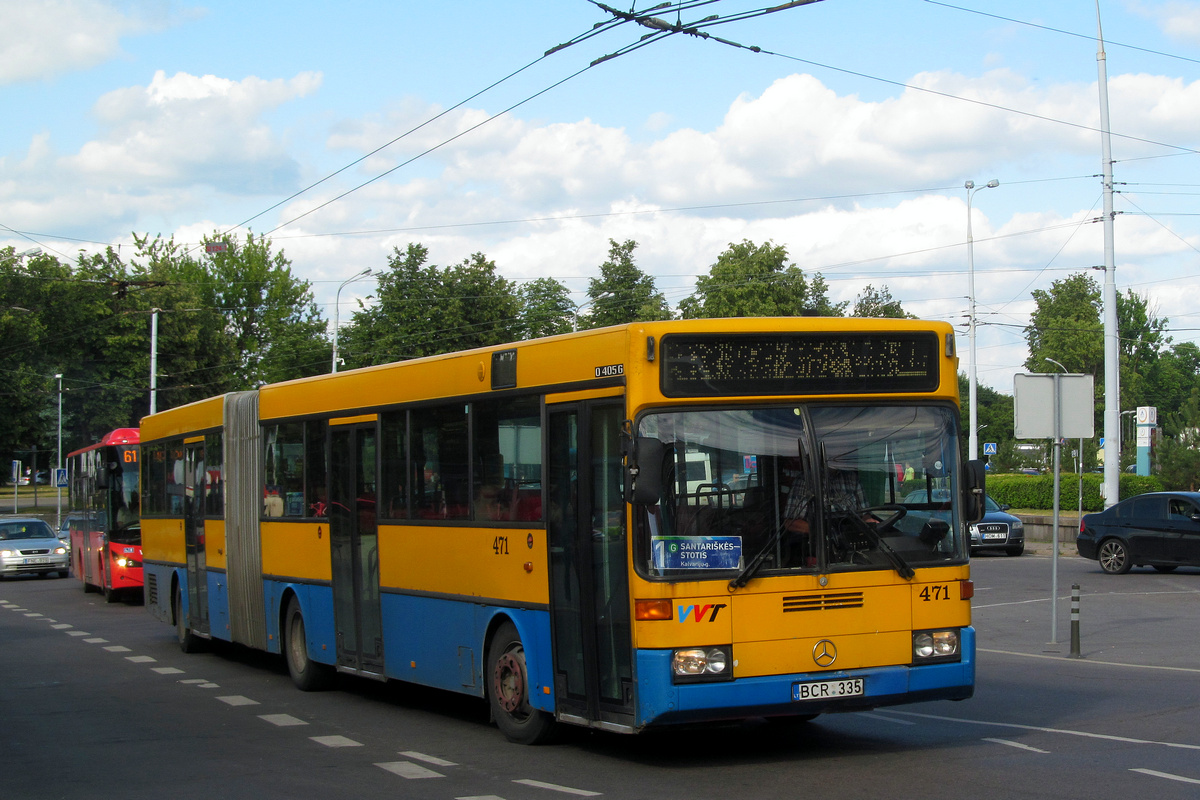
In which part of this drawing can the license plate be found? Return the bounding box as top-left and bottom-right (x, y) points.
(983, 532), (1006, 540)
(24, 557), (49, 565)
(792, 677), (864, 701)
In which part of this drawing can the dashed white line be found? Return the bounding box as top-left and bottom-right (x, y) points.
(83, 637), (107, 643)
(260, 714), (308, 727)
(153, 667), (185, 675)
(179, 678), (208, 684)
(983, 737), (1049, 754)
(376, 761), (444, 779)
(311, 735), (363, 748)
(103, 645), (132, 652)
(858, 712), (915, 725)
(66, 631), (89, 637)
(126, 655), (156, 663)
(50, 623), (72, 629)
(24, 612), (43, 617)
(401, 751), (457, 767)
(216, 695), (259, 707)
(1131, 768), (1200, 785)
(513, 779), (601, 796)
(456, 796), (506, 800)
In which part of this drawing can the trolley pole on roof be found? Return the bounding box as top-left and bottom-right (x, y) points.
(150, 308), (159, 415)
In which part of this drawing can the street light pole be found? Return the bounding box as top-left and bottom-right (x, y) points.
(572, 291), (613, 332)
(332, 268), (373, 373)
(55, 373), (63, 529)
(965, 179), (999, 462)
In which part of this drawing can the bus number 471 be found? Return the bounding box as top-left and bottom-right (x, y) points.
(493, 536), (509, 555)
(919, 585), (950, 601)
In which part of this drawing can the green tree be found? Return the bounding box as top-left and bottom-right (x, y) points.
(852, 284), (915, 319)
(341, 244), (521, 367)
(1156, 388), (1200, 491)
(518, 277), (574, 338)
(678, 239), (846, 319)
(583, 239), (672, 328)
(1023, 272), (1103, 376)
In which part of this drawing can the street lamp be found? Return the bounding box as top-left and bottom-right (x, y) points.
(965, 179), (999, 462)
(573, 291), (613, 332)
(332, 268), (373, 373)
(55, 373), (63, 529)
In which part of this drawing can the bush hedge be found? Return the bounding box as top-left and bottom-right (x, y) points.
(986, 472), (1163, 512)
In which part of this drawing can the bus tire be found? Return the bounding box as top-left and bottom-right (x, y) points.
(284, 596), (334, 692)
(487, 621), (556, 744)
(174, 583), (203, 654)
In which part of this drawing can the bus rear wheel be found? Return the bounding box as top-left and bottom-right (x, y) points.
(174, 583), (203, 653)
(487, 621), (555, 744)
(284, 596), (334, 692)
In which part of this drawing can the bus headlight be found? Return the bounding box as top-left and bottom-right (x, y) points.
(672, 646), (733, 682)
(913, 629), (960, 661)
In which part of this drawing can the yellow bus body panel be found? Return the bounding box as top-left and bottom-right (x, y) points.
(141, 517), (184, 565)
(204, 519), (227, 572)
(378, 525), (549, 606)
(140, 394), (225, 441)
(261, 521), (330, 582)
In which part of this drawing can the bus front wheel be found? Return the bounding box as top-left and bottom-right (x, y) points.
(487, 621), (556, 744)
(283, 596), (334, 692)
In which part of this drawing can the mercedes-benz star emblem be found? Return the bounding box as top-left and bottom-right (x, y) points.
(812, 639), (837, 667)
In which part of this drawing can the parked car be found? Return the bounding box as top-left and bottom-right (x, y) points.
(1077, 491), (1200, 574)
(902, 490), (1024, 556)
(0, 516), (69, 579)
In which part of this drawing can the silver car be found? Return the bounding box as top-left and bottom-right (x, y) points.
(0, 517), (69, 579)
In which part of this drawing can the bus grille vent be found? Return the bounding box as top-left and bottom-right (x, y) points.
(146, 573), (158, 605)
(782, 592), (864, 612)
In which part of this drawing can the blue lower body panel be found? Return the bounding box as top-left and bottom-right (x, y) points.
(635, 627), (975, 728)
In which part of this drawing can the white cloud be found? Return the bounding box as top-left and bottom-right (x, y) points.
(0, 0), (180, 85)
(62, 70), (323, 193)
(1133, 1), (1200, 45)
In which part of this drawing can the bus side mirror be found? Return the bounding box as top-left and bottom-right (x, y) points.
(628, 437), (665, 505)
(962, 459), (986, 524)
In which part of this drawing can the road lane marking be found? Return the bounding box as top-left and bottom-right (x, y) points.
(260, 714), (308, 727)
(24, 612), (43, 617)
(179, 678), (208, 684)
(858, 712), (915, 725)
(51, 623), (72, 629)
(153, 667), (185, 674)
(311, 735), (363, 747)
(513, 779), (602, 796)
(217, 695), (259, 706)
(401, 751), (457, 766)
(983, 737), (1049, 753)
(376, 761), (444, 779)
(1130, 768), (1200, 785)
(979, 648), (1200, 674)
(126, 655), (156, 663)
(882, 710), (1200, 751)
(103, 645), (132, 652)
(66, 631), (89, 636)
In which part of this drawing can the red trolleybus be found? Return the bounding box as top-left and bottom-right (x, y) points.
(67, 428), (143, 601)
(140, 319), (985, 742)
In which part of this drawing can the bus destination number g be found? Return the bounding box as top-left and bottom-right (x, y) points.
(919, 585), (951, 601)
(493, 536), (509, 555)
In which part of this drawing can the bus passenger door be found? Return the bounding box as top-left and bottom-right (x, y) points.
(547, 401), (634, 728)
(184, 442), (209, 634)
(329, 423), (384, 676)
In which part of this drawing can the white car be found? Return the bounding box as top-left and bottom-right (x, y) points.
(0, 517), (70, 579)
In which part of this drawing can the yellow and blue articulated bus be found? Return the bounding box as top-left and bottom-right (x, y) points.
(140, 318), (984, 743)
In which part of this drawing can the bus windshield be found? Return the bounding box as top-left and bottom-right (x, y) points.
(634, 404), (965, 580)
(110, 445), (141, 536)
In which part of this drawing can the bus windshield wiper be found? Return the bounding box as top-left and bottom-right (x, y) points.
(728, 520), (788, 591)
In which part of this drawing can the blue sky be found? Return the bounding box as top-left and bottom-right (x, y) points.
(3, 0), (1200, 393)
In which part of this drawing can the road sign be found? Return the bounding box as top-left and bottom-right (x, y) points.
(983, 442), (998, 455)
(54, 468), (68, 488)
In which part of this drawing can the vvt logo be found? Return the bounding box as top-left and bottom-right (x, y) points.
(677, 603), (727, 622)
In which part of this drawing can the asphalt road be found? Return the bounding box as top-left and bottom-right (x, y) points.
(2, 553), (1198, 800)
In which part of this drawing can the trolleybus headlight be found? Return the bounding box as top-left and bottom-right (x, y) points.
(671, 646), (733, 682)
(913, 629), (960, 661)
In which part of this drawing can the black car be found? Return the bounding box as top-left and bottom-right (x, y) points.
(1077, 491), (1200, 574)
